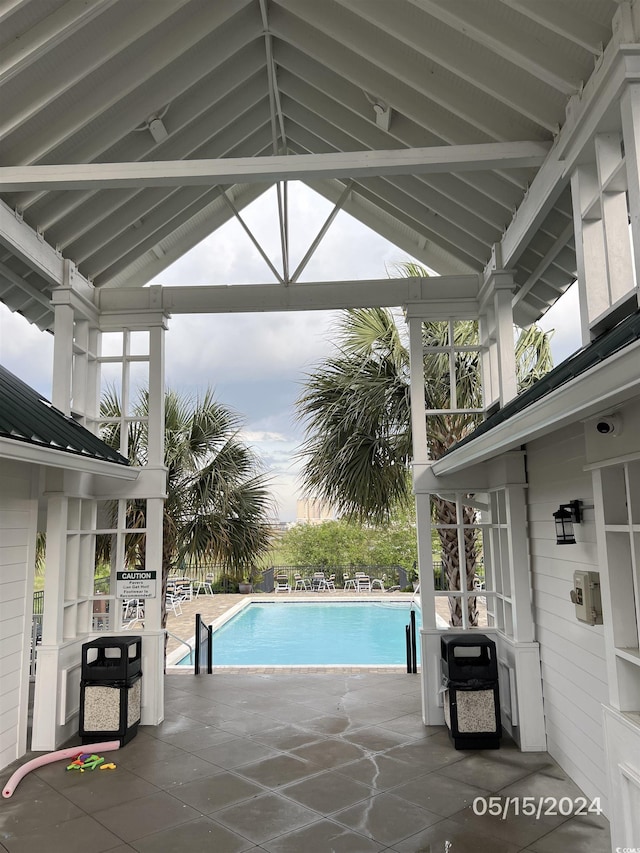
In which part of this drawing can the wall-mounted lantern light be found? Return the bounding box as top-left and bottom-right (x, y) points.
(553, 500), (582, 545)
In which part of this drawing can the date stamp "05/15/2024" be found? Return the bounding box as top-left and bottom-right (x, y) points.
(472, 796), (602, 821)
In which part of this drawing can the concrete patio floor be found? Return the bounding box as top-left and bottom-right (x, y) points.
(2, 669), (610, 852)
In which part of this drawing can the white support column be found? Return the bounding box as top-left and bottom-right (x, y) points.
(406, 311), (444, 724)
(51, 301), (74, 415)
(479, 312), (498, 411)
(407, 315), (428, 463)
(570, 103), (639, 340)
(502, 483), (546, 751)
(32, 479), (68, 750)
(492, 273), (517, 406)
(620, 82), (640, 295)
(141, 321), (167, 725)
(595, 134), (635, 303)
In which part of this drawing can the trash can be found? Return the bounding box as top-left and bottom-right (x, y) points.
(441, 633), (501, 750)
(79, 636), (142, 746)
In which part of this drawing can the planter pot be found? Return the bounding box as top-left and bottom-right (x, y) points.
(238, 582), (253, 594)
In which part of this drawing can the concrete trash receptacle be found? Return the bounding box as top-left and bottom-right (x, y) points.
(79, 636), (142, 746)
(441, 633), (501, 750)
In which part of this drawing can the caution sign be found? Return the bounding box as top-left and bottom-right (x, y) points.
(116, 570), (157, 600)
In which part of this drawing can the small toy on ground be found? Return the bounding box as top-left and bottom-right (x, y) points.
(65, 752), (107, 772)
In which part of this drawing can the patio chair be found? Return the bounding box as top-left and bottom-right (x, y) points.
(122, 599), (144, 629)
(356, 575), (371, 592)
(325, 573), (336, 590)
(168, 577), (193, 601)
(294, 573), (311, 590)
(194, 578), (214, 596)
(274, 575), (291, 593)
(311, 572), (327, 590)
(165, 593), (183, 616)
(343, 573), (356, 590)
(371, 575), (386, 591)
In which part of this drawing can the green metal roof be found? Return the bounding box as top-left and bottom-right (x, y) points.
(0, 365), (129, 466)
(447, 307), (640, 456)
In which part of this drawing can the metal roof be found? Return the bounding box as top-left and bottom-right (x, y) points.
(0, 0), (619, 331)
(0, 364), (129, 465)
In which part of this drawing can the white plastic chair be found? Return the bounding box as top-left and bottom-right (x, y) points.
(343, 573), (356, 590)
(294, 573), (311, 590)
(274, 575), (291, 593)
(165, 593), (183, 616)
(122, 599), (144, 629)
(194, 579), (214, 596)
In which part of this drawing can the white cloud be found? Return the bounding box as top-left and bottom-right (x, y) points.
(242, 430), (289, 443)
(538, 282), (582, 364)
(0, 304), (54, 397)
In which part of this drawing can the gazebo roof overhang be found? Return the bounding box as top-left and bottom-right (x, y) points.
(0, 0), (628, 332)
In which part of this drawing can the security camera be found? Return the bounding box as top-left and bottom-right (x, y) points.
(595, 414), (622, 436)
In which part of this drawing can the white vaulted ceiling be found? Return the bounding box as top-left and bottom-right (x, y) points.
(0, 0), (619, 331)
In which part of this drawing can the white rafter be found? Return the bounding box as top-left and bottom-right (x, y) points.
(403, 0), (583, 95)
(0, 0), (119, 86)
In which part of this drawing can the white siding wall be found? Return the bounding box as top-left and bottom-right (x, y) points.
(526, 422), (609, 811)
(0, 461), (37, 770)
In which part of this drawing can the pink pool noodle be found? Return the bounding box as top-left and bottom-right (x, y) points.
(2, 740), (120, 798)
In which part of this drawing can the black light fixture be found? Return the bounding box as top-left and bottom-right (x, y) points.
(553, 500), (582, 545)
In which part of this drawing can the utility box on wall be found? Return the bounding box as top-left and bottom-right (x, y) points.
(570, 570), (603, 625)
(79, 636), (142, 746)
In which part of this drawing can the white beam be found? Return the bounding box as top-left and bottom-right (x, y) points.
(0, 198), (63, 285)
(96, 275), (480, 315)
(0, 198), (93, 294)
(0, 142), (551, 192)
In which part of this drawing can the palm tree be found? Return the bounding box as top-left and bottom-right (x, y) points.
(100, 387), (275, 626)
(297, 264), (553, 625)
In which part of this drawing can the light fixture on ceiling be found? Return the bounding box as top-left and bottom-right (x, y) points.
(553, 500), (582, 545)
(372, 100), (391, 131)
(148, 116), (168, 143)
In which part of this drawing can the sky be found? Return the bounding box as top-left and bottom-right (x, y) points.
(0, 182), (582, 519)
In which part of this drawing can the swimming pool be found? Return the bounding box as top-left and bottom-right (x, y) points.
(175, 600), (421, 666)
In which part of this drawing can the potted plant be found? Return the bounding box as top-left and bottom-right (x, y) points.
(238, 568), (255, 594)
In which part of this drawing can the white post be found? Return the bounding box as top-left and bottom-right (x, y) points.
(491, 273), (517, 406)
(141, 321), (167, 725)
(504, 483), (546, 751)
(620, 82), (640, 302)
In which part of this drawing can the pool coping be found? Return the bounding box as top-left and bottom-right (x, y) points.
(165, 593), (423, 671)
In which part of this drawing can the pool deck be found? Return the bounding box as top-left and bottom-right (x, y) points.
(5, 669), (610, 852)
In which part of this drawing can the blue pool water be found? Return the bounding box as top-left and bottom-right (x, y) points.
(177, 601), (421, 666)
